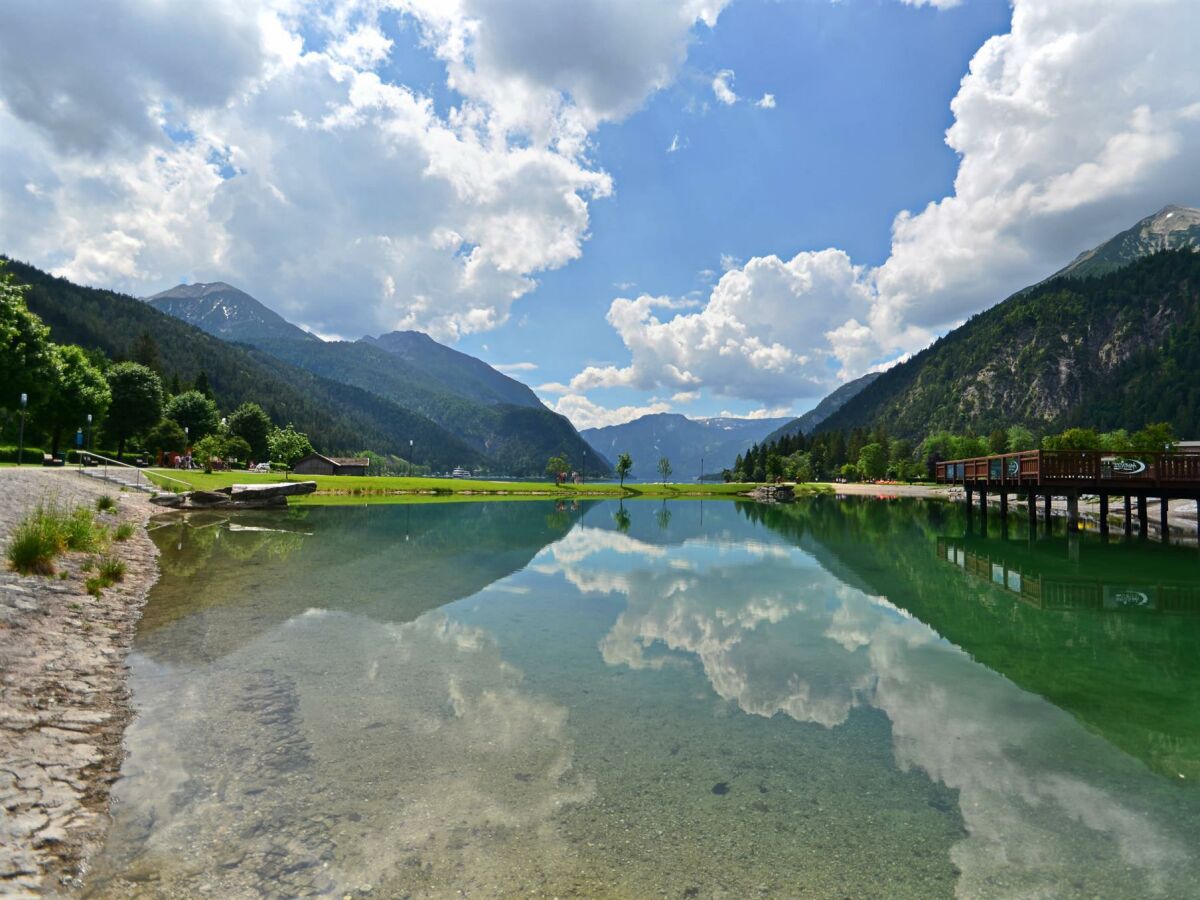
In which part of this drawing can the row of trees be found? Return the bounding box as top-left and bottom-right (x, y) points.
(544, 451), (669, 487)
(2, 261), (318, 471)
(725, 421), (1180, 485)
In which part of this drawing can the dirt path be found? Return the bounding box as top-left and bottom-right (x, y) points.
(0, 469), (159, 897)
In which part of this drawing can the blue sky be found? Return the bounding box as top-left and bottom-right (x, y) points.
(2, 0), (1197, 429)
(452, 0), (1012, 418)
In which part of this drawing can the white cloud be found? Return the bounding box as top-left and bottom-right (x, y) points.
(718, 406), (792, 419)
(535, 381), (570, 395)
(711, 69), (738, 105)
(755, 93), (776, 109)
(0, 0), (730, 340)
(666, 133), (683, 153)
(568, 250), (873, 404)
(572, 0), (1200, 399)
(493, 361), (537, 373)
(900, 0), (964, 8)
(547, 392), (673, 430)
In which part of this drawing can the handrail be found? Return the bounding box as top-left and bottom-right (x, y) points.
(78, 451), (194, 492)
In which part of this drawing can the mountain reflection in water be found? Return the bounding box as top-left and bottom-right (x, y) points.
(85, 498), (1200, 899)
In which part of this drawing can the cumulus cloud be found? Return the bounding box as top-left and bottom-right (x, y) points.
(711, 69), (738, 105)
(545, 392), (673, 430)
(567, 250), (873, 404)
(0, 0), (729, 340)
(493, 361), (537, 373)
(568, 0), (1200, 404)
(755, 93), (776, 109)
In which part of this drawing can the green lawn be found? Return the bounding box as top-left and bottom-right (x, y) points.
(144, 468), (832, 501)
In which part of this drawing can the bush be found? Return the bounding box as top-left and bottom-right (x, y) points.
(85, 576), (104, 597)
(97, 557), (126, 583)
(95, 495), (116, 512)
(0, 444), (47, 464)
(6, 514), (61, 575)
(4, 501), (108, 575)
(114, 522), (135, 542)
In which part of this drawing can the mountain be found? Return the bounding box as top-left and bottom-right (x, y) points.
(581, 413), (793, 479)
(816, 247), (1200, 441)
(761, 373), (880, 446)
(148, 282), (317, 344)
(146, 281), (607, 475)
(1051, 205), (1200, 281)
(7, 259), (487, 469)
(362, 331), (542, 409)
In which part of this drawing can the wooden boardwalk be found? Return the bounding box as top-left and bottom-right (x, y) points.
(935, 449), (1200, 540)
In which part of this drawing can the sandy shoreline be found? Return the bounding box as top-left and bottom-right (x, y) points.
(0, 469), (159, 897)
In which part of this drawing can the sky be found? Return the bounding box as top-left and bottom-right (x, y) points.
(1, 0), (1199, 429)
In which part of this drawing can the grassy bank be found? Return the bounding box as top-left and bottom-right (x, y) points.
(144, 468), (832, 501)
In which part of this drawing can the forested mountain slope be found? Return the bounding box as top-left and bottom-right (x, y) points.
(761, 373), (880, 446)
(7, 259), (486, 468)
(817, 250), (1200, 440)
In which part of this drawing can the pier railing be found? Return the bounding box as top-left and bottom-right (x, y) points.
(936, 449), (1200, 489)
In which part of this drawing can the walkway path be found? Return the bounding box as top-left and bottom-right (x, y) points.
(0, 468), (159, 896)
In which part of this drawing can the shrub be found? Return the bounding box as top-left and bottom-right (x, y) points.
(6, 514), (61, 575)
(114, 522), (135, 542)
(95, 495), (116, 513)
(85, 576), (104, 597)
(97, 557), (126, 583)
(62, 507), (102, 552)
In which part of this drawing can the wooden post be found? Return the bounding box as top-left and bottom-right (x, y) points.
(1137, 495), (1148, 539)
(1124, 495), (1133, 537)
(999, 490), (1008, 519)
(965, 487), (973, 530)
(1043, 493), (1052, 526)
(1160, 498), (1169, 543)
(1099, 494), (1109, 539)
(1027, 490), (1038, 534)
(979, 487), (988, 533)
(1066, 491), (1080, 531)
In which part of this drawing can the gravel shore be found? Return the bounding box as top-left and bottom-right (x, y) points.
(0, 469), (159, 897)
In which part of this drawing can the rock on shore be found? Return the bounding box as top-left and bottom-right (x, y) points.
(0, 469), (159, 895)
(150, 480), (317, 510)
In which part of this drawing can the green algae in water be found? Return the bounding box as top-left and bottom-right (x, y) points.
(83, 498), (1200, 898)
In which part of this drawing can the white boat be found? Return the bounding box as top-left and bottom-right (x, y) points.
(451, 466), (472, 478)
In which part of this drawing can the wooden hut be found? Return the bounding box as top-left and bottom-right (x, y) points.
(291, 453), (369, 477)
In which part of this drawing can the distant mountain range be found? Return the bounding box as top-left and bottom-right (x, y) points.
(815, 205), (1200, 441)
(146, 283), (607, 475)
(581, 413), (793, 479)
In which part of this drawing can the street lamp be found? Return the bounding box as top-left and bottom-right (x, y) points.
(17, 392), (27, 466)
(409, 438), (414, 477)
(86, 413), (92, 452)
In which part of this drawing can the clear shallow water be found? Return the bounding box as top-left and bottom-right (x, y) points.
(84, 498), (1200, 898)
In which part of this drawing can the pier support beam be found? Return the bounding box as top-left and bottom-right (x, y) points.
(1099, 494), (1109, 539)
(978, 487), (988, 533)
(1043, 493), (1052, 527)
(1027, 490), (1038, 535)
(965, 487), (973, 531)
(1160, 498), (1169, 544)
(1124, 495), (1132, 538)
(999, 490), (1008, 519)
(1066, 491), (1080, 531)
(1137, 495), (1148, 539)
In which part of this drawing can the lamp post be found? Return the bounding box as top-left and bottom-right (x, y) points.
(582, 447), (586, 485)
(409, 438), (414, 477)
(86, 413), (92, 453)
(701, 455), (704, 484)
(17, 392), (27, 466)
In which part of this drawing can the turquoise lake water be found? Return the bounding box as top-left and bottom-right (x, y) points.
(83, 497), (1200, 898)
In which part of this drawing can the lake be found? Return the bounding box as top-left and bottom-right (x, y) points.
(84, 497), (1200, 898)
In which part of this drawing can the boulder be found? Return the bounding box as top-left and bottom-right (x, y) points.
(229, 482), (317, 500)
(149, 493), (186, 507)
(188, 490), (234, 506)
(748, 484), (795, 503)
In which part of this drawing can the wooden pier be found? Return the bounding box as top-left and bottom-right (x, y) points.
(935, 449), (1200, 540)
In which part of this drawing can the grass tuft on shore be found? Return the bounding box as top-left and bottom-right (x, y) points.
(95, 494), (116, 513)
(5, 500), (111, 576)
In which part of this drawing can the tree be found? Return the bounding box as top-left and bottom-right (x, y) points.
(143, 418), (187, 455)
(987, 427), (1009, 455)
(1131, 422), (1176, 453)
(0, 263), (53, 414)
(765, 453), (782, 483)
(267, 424), (314, 477)
(545, 455), (569, 482)
(657, 456), (672, 483)
(613, 502), (631, 533)
(616, 452), (632, 488)
(105, 362), (163, 460)
(858, 442), (888, 481)
(41, 344), (111, 456)
(227, 402), (273, 460)
(1042, 427), (1100, 451)
(165, 390), (220, 441)
(1006, 425), (1036, 453)
(130, 330), (162, 374)
(194, 371), (213, 399)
